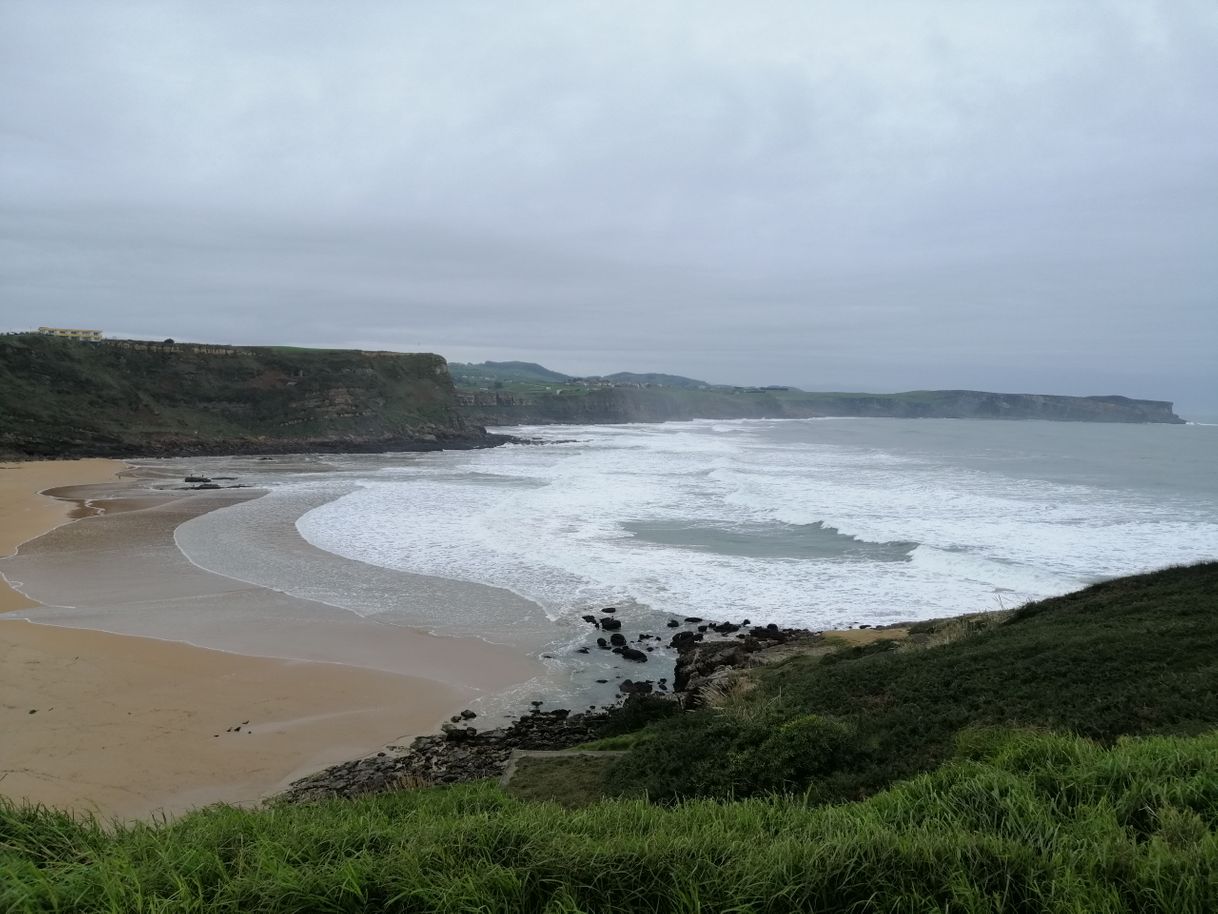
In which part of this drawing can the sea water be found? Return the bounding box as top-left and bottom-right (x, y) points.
(161, 418), (1217, 712)
(289, 418), (1218, 630)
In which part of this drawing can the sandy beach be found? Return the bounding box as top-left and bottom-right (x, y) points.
(0, 460), (539, 821)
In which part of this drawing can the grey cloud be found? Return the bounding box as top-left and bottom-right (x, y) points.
(1, 1), (1216, 411)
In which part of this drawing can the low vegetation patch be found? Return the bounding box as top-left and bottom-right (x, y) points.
(504, 754), (625, 808)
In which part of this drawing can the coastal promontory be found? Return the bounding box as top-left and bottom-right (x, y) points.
(0, 334), (497, 458)
(453, 362), (1187, 425)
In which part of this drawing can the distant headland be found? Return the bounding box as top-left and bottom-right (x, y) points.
(451, 360), (1185, 426)
(0, 334), (1185, 459)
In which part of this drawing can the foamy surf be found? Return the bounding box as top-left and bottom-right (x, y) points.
(293, 418), (1218, 629)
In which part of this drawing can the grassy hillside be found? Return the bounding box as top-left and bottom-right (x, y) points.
(0, 334), (483, 457)
(2, 564), (1215, 912)
(608, 563), (1218, 802)
(3, 729), (1216, 912)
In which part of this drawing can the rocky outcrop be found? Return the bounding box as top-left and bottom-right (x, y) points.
(671, 626), (826, 701)
(0, 334), (506, 458)
(276, 708), (617, 804)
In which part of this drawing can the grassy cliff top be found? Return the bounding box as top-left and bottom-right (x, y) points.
(0, 334), (473, 457)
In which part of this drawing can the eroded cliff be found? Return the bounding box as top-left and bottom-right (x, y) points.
(0, 335), (499, 458)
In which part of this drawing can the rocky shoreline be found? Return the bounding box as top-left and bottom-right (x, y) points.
(275, 612), (911, 805)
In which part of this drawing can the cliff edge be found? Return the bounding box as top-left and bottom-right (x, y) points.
(0, 335), (499, 458)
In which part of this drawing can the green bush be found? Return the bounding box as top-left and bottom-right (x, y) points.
(604, 709), (860, 801)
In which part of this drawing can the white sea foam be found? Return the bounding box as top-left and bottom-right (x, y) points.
(295, 419), (1218, 629)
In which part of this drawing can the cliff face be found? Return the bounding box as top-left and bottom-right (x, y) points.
(461, 387), (1184, 426)
(0, 335), (497, 458)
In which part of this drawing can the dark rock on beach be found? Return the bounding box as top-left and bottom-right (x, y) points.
(619, 679), (653, 695)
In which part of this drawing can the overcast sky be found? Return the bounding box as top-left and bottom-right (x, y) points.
(2, 2), (1216, 409)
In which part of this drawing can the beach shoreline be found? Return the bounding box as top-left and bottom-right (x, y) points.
(0, 459), (541, 821)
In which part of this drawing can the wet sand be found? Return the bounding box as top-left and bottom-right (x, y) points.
(0, 461), (540, 820)
(0, 459), (124, 612)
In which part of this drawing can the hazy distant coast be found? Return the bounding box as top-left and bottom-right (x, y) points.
(452, 361), (1186, 426)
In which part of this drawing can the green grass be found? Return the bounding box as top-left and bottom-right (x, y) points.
(3, 728), (1216, 912)
(608, 562), (1218, 802)
(504, 755), (625, 808)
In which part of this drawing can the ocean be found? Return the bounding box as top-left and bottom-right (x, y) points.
(166, 417), (1218, 710)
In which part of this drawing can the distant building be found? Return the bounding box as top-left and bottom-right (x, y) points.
(38, 326), (103, 341)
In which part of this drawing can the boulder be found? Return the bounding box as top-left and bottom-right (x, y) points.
(441, 722), (476, 742)
(619, 679), (653, 695)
